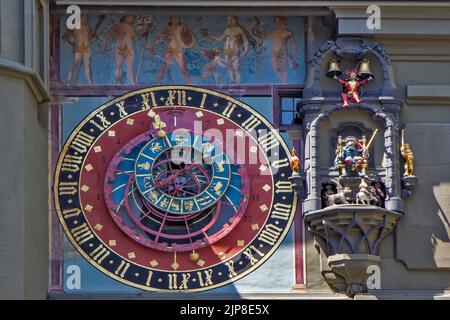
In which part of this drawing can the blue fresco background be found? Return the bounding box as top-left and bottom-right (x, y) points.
(59, 15), (305, 85)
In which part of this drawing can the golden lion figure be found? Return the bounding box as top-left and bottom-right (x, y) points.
(401, 143), (414, 176)
(290, 147), (300, 174)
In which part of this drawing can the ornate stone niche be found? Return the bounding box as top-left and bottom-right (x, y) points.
(329, 121), (376, 168)
(299, 37), (408, 298)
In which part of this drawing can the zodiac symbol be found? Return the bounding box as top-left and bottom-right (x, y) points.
(150, 142), (162, 153)
(159, 198), (169, 208)
(213, 181), (223, 196)
(184, 201), (194, 211)
(149, 190), (159, 202)
(143, 176), (153, 189)
(138, 161), (151, 170)
(171, 201), (180, 211)
(198, 196), (212, 206)
(215, 161), (225, 172)
(202, 142), (214, 154)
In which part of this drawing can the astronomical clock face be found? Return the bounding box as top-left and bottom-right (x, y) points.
(54, 86), (297, 292)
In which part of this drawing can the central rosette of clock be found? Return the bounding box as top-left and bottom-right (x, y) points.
(135, 133), (231, 214)
(105, 131), (248, 253)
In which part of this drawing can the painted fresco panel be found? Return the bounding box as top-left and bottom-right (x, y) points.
(59, 14), (305, 86)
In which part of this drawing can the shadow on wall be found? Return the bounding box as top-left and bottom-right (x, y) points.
(396, 123), (450, 289)
(431, 182), (450, 267)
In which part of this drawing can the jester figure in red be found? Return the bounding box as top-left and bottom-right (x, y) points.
(334, 70), (372, 109)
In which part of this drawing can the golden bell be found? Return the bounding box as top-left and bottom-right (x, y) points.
(326, 59), (342, 78)
(358, 58), (374, 79)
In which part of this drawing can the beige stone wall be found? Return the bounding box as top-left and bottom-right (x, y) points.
(0, 73), (49, 299)
(0, 75), (26, 299)
(380, 38), (450, 286)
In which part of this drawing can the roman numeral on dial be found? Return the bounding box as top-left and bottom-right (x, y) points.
(70, 131), (95, 153)
(271, 157), (289, 169)
(141, 92), (158, 109)
(115, 260), (130, 278)
(258, 224), (283, 246)
(242, 245), (265, 266)
(61, 155), (83, 172)
(258, 132), (280, 152)
(270, 203), (292, 220)
(168, 273), (191, 290)
(58, 181), (78, 195)
(225, 261), (237, 278)
(241, 115), (261, 131)
(197, 269), (214, 287)
(275, 181), (293, 193)
(62, 208), (81, 219)
(90, 244), (110, 263)
(89, 111), (111, 131)
(116, 101), (128, 118)
(145, 271), (153, 287)
(71, 223), (94, 245)
(222, 102), (236, 118)
(165, 90), (187, 106)
(199, 93), (207, 108)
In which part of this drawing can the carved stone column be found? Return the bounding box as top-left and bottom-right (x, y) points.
(300, 102), (324, 212)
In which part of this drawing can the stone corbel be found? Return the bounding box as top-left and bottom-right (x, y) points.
(289, 173), (305, 197)
(401, 175), (418, 198)
(304, 205), (402, 298)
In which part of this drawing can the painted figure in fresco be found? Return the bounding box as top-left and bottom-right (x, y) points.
(205, 16), (250, 84)
(200, 47), (227, 83)
(101, 15), (147, 85)
(335, 135), (369, 177)
(262, 17), (298, 83)
(333, 69), (372, 109)
(149, 16), (195, 84)
(62, 14), (103, 85)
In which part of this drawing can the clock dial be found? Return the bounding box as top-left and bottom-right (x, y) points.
(104, 129), (247, 253)
(54, 86), (297, 292)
